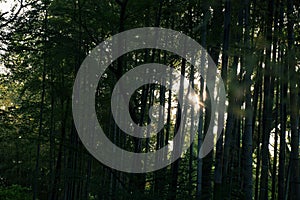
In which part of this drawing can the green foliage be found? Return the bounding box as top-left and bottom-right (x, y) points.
(0, 0), (299, 199)
(0, 185), (31, 200)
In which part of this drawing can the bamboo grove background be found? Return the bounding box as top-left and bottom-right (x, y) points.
(0, 0), (299, 199)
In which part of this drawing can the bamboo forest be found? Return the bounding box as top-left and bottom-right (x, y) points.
(0, 0), (299, 199)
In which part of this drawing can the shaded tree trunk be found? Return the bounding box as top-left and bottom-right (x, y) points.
(287, 0), (300, 199)
(242, 0), (253, 199)
(259, 0), (275, 199)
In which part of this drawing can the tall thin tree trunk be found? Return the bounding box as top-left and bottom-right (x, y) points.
(168, 58), (186, 200)
(196, 1), (209, 199)
(287, 0), (300, 199)
(213, 0), (230, 196)
(33, 3), (48, 199)
(271, 1), (280, 199)
(254, 74), (263, 200)
(278, 1), (286, 198)
(259, 0), (274, 199)
(242, 0), (253, 199)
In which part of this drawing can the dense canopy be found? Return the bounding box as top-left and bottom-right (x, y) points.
(0, 0), (299, 199)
